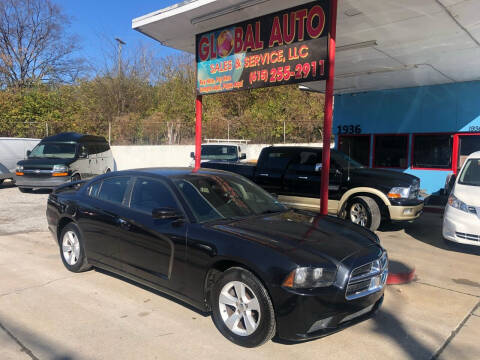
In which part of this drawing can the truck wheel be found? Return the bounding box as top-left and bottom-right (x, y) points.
(348, 196), (381, 231)
(71, 174), (81, 182)
(19, 187), (32, 193)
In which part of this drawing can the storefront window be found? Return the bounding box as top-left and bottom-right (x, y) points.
(338, 135), (370, 166)
(374, 135), (409, 168)
(412, 134), (452, 169)
(458, 135), (480, 171)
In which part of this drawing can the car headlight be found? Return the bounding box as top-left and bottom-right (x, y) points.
(52, 164), (69, 177)
(282, 267), (337, 288)
(53, 165), (68, 172)
(388, 187), (410, 199)
(448, 194), (470, 213)
(15, 165), (24, 175)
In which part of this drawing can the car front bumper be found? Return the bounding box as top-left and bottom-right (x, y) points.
(271, 285), (384, 341)
(15, 175), (71, 189)
(443, 204), (480, 246)
(388, 202), (424, 221)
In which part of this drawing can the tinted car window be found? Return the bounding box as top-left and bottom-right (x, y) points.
(88, 181), (102, 197)
(130, 178), (179, 213)
(288, 151), (319, 172)
(260, 150), (294, 171)
(96, 177), (130, 204)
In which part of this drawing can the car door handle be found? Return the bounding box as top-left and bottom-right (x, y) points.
(116, 218), (131, 229)
(298, 176), (309, 180)
(258, 173), (269, 177)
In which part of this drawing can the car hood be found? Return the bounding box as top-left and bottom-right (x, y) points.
(454, 183), (480, 207)
(350, 168), (419, 187)
(210, 210), (380, 264)
(17, 157), (74, 170)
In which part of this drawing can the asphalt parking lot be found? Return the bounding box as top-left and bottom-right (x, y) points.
(0, 180), (479, 360)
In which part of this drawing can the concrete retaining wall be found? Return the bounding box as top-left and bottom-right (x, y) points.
(111, 143), (324, 170)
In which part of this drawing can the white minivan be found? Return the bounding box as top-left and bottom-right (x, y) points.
(443, 151), (480, 246)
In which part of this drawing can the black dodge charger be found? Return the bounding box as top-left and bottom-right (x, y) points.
(46, 168), (388, 347)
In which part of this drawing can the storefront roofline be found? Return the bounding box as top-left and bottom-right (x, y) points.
(133, 0), (480, 94)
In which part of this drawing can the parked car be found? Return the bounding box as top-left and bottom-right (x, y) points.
(0, 137), (40, 184)
(15, 132), (114, 192)
(443, 151), (480, 246)
(47, 168), (387, 347)
(202, 146), (424, 231)
(190, 139), (248, 167)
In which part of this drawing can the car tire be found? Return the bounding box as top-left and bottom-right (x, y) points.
(348, 196), (381, 231)
(71, 174), (81, 182)
(59, 223), (91, 273)
(19, 187), (32, 193)
(210, 267), (276, 348)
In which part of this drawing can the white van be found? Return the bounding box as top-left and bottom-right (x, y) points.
(443, 151), (480, 246)
(0, 137), (40, 183)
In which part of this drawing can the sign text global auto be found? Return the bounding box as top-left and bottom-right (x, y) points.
(195, 1), (330, 95)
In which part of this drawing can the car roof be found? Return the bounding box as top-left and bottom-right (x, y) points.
(113, 167), (235, 179)
(467, 151), (480, 159)
(202, 143), (242, 147)
(41, 132), (107, 143)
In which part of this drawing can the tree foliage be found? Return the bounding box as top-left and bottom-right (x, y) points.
(0, 0), (83, 87)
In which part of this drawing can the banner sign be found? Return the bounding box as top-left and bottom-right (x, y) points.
(195, 1), (330, 95)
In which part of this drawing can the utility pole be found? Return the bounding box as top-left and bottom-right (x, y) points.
(113, 38), (126, 145)
(115, 38), (126, 76)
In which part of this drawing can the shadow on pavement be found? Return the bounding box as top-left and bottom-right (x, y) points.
(94, 268), (210, 318)
(0, 316), (74, 360)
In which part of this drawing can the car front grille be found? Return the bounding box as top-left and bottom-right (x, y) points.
(346, 252), (388, 300)
(456, 232), (480, 242)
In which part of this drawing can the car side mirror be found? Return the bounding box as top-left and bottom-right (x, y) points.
(152, 207), (183, 220)
(444, 173), (456, 194)
(26, 150), (31, 157)
(79, 150), (88, 159)
(315, 163), (322, 172)
(240, 153), (246, 160)
(190, 152), (195, 159)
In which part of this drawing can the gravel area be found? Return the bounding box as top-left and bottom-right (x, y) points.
(0, 180), (49, 235)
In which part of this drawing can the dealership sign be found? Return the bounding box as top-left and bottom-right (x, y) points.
(195, 1), (330, 95)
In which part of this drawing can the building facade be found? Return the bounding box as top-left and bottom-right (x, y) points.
(333, 81), (480, 195)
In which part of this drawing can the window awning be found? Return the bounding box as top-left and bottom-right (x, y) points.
(133, 0), (480, 94)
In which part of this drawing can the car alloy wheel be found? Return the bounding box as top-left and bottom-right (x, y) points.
(211, 267), (276, 347)
(59, 223), (91, 273)
(62, 230), (80, 266)
(218, 281), (261, 336)
(350, 202), (368, 227)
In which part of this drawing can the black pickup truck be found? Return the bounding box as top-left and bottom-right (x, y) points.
(202, 146), (424, 231)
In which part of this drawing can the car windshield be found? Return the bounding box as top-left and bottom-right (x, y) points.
(173, 174), (287, 223)
(331, 150), (364, 169)
(29, 142), (77, 159)
(458, 158), (480, 187)
(201, 145), (238, 161)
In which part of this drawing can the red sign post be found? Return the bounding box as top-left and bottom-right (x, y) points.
(320, 0), (337, 215)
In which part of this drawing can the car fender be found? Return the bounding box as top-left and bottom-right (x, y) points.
(338, 187), (391, 213)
